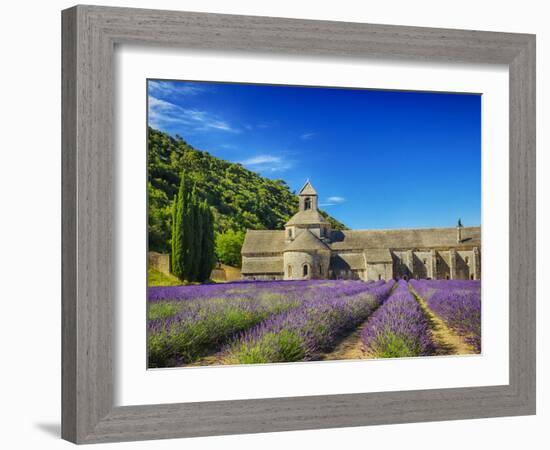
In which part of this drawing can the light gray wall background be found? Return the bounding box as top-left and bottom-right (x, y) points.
(0, 0), (546, 449)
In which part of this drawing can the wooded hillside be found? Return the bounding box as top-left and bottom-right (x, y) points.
(148, 127), (346, 255)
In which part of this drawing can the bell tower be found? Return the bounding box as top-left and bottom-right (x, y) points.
(285, 180), (331, 243)
(298, 180), (318, 212)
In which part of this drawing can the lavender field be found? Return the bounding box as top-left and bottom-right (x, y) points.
(147, 279), (481, 368)
(410, 279), (481, 352)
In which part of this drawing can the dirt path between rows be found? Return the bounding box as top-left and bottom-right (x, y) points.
(410, 287), (476, 356)
(320, 322), (370, 361)
(186, 353), (227, 367)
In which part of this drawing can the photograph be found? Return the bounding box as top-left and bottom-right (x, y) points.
(146, 79), (482, 368)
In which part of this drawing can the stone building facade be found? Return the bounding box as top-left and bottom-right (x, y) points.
(241, 181), (481, 282)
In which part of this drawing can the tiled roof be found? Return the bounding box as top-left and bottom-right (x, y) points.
(241, 230), (286, 255)
(285, 209), (328, 226)
(241, 256), (284, 274)
(241, 227), (481, 255)
(329, 227), (481, 251)
(364, 248), (393, 263)
(284, 229), (330, 252)
(330, 253), (365, 271)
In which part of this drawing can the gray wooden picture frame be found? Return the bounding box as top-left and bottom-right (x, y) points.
(61, 5), (536, 444)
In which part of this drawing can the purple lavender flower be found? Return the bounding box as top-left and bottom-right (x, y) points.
(225, 280), (394, 364)
(148, 279), (380, 367)
(410, 279), (481, 352)
(361, 280), (434, 358)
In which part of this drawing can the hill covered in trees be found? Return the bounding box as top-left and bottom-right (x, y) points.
(148, 127), (347, 264)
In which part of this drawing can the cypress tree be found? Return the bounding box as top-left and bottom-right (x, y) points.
(170, 194), (179, 276)
(180, 176), (193, 280)
(185, 187), (196, 281)
(198, 201), (216, 281)
(206, 204), (216, 278)
(190, 194), (204, 282)
(170, 171), (216, 282)
(171, 171), (189, 280)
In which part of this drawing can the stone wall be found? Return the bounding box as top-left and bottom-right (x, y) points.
(412, 251), (432, 279)
(365, 263), (393, 281)
(437, 251), (451, 279)
(148, 251), (170, 275)
(241, 274), (284, 281)
(283, 250), (330, 280)
(392, 251), (412, 279)
(390, 249), (479, 280)
(241, 246), (481, 282)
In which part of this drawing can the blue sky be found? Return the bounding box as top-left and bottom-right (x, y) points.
(148, 79), (481, 230)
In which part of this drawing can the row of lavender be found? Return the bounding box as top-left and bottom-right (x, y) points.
(148, 280), (385, 367)
(224, 280), (394, 364)
(360, 280), (435, 358)
(410, 279), (481, 352)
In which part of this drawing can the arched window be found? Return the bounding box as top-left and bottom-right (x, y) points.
(319, 264), (322, 275)
(304, 197), (311, 210)
(287, 265), (293, 278)
(287, 228), (293, 239)
(465, 256), (470, 264)
(303, 264), (309, 277)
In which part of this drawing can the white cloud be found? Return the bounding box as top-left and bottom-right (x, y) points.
(240, 154), (294, 172)
(148, 95), (239, 134)
(148, 80), (208, 97)
(319, 196), (346, 207)
(300, 132), (316, 140)
(256, 120), (278, 129)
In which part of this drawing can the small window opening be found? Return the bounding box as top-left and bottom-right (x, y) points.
(304, 197), (312, 210)
(303, 264), (309, 277)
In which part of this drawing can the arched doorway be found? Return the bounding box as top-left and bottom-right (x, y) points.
(302, 264), (309, 277)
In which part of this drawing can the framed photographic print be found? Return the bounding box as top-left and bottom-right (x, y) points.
(62, 5), (536, 444)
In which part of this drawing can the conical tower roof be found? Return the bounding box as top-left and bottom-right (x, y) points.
(285, 209), (328, 226)
(284, 229), (330, 252)
(299, 180), (317, 196)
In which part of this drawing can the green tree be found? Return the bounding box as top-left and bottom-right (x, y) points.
(198, 201), (216, 281)
(171, 188), (184, 280)
(188, 188), (202, 282)
(215, 229), (245, 268)
(171, 171), (193, 280)
(171, 171), (215, 282)
(171, 194), (178, 276)
(147, 127), (347, 256)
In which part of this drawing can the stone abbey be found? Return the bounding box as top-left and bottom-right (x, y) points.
(241, 181), (481, 281)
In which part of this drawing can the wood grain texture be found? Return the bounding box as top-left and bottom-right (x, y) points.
(61, 5), (536, 444)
